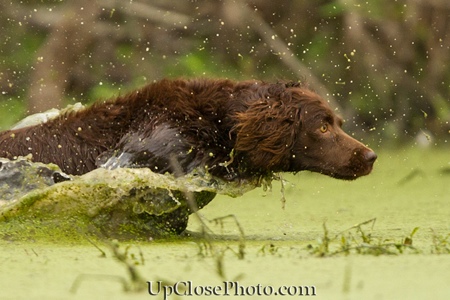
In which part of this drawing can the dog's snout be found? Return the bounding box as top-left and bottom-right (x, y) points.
(364, 150), (377, 164)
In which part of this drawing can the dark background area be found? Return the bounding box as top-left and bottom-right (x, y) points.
(0, 0), (449, 147)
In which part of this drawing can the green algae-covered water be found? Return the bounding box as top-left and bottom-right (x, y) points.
(0, 147), (449, 300)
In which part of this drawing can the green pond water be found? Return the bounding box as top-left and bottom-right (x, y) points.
(0, 146), (449, 300)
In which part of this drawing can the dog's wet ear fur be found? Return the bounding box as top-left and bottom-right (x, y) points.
(233, 90), (301, 171)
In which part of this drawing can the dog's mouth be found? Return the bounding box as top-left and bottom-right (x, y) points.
(326, 149), (377, 180)
(327, 166), (373, 180)
(303, 148), (377, 180)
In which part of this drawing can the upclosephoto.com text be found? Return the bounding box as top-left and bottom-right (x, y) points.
(147, 280), (317, 299)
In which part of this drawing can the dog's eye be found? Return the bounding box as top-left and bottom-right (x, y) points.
(320, 124), (328, 133)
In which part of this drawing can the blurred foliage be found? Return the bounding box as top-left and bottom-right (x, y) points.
(0, 0), (448, 146)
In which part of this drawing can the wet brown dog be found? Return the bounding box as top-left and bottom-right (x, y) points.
(0, 78), (376, 181)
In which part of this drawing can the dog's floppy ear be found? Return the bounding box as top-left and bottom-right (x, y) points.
(233, 91), (301, 171)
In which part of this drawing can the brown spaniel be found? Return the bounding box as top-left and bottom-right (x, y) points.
(0, 78), (376, 181)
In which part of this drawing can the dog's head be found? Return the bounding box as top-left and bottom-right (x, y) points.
(234, 84), (376, 180)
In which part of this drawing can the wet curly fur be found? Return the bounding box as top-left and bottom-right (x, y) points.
(0, 78), (376, 181)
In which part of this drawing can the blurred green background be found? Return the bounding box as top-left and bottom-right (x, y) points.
(0, 0), (449, 147)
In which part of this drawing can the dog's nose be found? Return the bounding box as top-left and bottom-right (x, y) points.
(364, 150), (377, 164)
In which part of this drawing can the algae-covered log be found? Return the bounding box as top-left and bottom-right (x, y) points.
(0, 157), (267, 240)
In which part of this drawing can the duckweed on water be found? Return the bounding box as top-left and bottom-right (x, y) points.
(0, 157), (272, 241)
(307, 218), (421, 256)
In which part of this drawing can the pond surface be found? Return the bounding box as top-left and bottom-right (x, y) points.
(1, 147), (449, 300)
